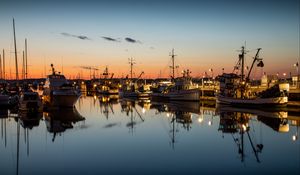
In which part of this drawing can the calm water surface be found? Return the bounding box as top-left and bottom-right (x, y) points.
(0, 96), (299, 175)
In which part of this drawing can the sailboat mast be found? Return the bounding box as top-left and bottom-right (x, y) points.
(2, 49), (5, 80)
(22, 51), (25, 80)
(130, 58), (133, 79)
(0, 54), (2, 79)
(13, 18), (19, 81)
(25, 39), (28, 79)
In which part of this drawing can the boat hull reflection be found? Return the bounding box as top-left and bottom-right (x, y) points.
(44, 107), (85, 141)
(217, 104), (290, 133)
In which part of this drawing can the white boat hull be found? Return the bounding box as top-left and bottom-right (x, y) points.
(43, 93), (80, 108)
(166, 89), (200, 101)
(119, 91), (151, 99)
(217, 96), (288, 106)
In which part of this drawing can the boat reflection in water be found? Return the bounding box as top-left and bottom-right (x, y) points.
(99, 94), (119, 119)
(19, 111), (43, 129)
(44, 107), (85, 142)
(218, 109), (263, 163)
(0, 95), (299, 174)
(19, 111), (43, 158)
(217, 105), (293, 163)
(151, 101), (202, 148)
(120, 99), (146, 133)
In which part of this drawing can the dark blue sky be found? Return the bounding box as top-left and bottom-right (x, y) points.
(0, 0), (299, 78)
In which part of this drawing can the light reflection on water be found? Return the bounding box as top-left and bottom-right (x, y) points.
(0, 96), (299, 174)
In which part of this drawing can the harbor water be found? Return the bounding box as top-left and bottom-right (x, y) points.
(0, 95), (299, 174)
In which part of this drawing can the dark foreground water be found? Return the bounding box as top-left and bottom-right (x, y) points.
(0, 96), (299, 175)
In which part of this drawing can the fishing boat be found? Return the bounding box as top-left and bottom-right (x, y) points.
(119, 58), (151, 99)
(43, 64), (81, 108)
(164, 69), (200, 101)
(97, 66), (119, 95)
(150, 80), (173, 99)
(119, 80), (151, 99)
(151, 49), (199, 101)
(217, 47), (289, 106)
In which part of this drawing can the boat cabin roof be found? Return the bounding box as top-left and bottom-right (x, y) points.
(47, 74), (66, 79)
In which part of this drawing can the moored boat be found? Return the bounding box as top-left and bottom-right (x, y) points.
(217, 47), (289, 106)
(164, 69), (200, 101)
(43, 64), (81, 108)
(97, 66), (119, 95)
(119, 58), (151, 99)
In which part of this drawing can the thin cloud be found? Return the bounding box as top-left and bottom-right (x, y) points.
(125, 37), (142, 44)
(61, 32), (90, 40)
(61, 32), (72, 37)
(101, 36), (120, 42)
(77, 35), (89, 40)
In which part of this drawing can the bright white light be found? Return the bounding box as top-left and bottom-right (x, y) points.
(242, 124), (247, 131)
(292, 135), (297, 141)
(142, 108), (146, 114)
(208, 121), (212, 126)
(198, 117), (203, 123)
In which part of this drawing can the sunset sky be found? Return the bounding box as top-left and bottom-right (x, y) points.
(0, 0), (299, 79)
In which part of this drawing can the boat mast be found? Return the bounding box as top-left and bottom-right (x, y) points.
(169, 49), (177, 81)
(246, 48), (262, 81)
(128, 57), (135, 79)
(0, 54), (2, 79)
(240, 46), (245, 81)
(2, 49), (5, 80)
(25, 39), (28, 79)
(103, 66), (109, 79)
(22, 51), (25, 80)
(13, 18), (19, 82)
